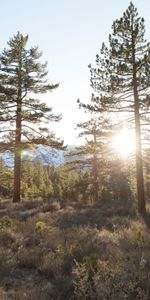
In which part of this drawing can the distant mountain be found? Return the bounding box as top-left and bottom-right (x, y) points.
(0, 151), (14, 169)
(33, 145), (65, 167)
(0, 145), (76, 168)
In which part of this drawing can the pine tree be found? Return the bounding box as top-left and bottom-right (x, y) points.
(79, 3), (150, 213)
(0, 158), (13, 197)
(0, 32), (64, 202)
(67, 117), (111, 203)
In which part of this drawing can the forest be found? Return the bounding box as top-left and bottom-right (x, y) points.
(0, 2), (150, 299)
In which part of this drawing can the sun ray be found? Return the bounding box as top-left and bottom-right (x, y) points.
(112, 128), (135, 158)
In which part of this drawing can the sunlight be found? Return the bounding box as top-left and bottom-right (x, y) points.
(21, 147), (36, 158)
(112, 128), (135, 158)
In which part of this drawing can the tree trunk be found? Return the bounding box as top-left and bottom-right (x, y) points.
(13, 61), (22, 203)
(13, 108), (22, 202)
(132, 29), (146, 213)
(93, 158), (99, 203)
(145, 163), (150, 199)
(134, 99), (146, 213)
(93, 133), (99, 203)
(13, 144), (21, 202)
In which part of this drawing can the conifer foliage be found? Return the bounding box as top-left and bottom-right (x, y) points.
(0, 32), (63, 202)
(67, 117), (112, 203)
(79, 2), (150, 213)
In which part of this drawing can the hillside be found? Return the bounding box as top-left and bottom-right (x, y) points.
(0, 199), (150, 299)
(0, 145), (76, 168)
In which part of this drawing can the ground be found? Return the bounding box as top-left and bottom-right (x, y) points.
(0, 198), (150, 299)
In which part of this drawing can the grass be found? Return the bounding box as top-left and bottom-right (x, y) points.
(0, 198), (150, 299)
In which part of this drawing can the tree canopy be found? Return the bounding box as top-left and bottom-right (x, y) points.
(0, 32), (64, 202)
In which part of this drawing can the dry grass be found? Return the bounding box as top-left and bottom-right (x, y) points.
(0, 199), (150, 299)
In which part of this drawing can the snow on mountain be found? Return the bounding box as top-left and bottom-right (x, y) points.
(0, 151), (14, 169)
(33, 145), (65, 167)
(0, 145), (75, 168)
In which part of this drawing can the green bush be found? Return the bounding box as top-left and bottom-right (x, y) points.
(83, 253), (100, 271)
(0, 216), (13, 231)
(35, 221), (56, 234)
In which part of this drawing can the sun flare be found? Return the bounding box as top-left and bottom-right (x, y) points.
(112, 128), (135, 158)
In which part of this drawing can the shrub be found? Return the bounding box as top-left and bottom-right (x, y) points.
(83, 253), (100, 271)
(0, 216), (13, 230)
(38, 251), (64, 278)
(17, 246), (42, 268)
(35, 221), (56, 234)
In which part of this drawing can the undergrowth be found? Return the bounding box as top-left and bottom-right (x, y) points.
(0, 199), (150, 299)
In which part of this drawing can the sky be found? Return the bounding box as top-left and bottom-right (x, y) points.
(1, 0), (150, 145)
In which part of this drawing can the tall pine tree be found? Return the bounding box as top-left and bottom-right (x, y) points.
(79, 2), (150, 213)
(0, 32), (64, 202)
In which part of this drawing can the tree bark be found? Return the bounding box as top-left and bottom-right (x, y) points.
(145, 163), (150, 199)
(13, 103), (22, 203)
(13, 60), (22, 203)
(93, 133), (99, 203)
(134, 93), (146, 213)
(132, 31), (146, 213)
(13, 147), (21, 202)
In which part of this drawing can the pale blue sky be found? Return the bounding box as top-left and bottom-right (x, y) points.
(1, 0), (150, 144)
